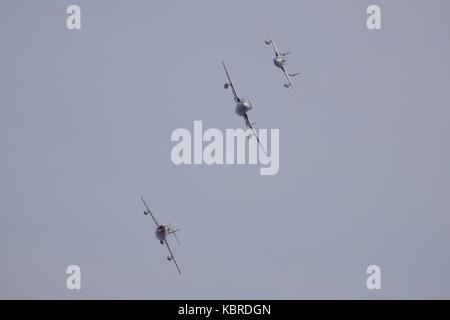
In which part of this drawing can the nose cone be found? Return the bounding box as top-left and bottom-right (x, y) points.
(274, 56), (285, 68)
(242, 99), (252, 110)
(235, 98), (252, 116)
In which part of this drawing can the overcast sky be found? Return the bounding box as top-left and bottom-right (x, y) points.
(1, 0), (450, 299)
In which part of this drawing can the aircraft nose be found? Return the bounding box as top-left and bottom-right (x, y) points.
(274, 57), (284, 66)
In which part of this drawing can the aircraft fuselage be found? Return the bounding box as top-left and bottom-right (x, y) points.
(155, 225), (167, 241)
(235, 98), (252, 116)
(274, 55), (286, 68)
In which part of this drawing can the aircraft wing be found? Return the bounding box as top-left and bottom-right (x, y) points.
(140, 196), (159, 227)
(164, 239), (182, 275)
(222, 60), (240, 103)
(244, 114), (267, 156)
(266, 26), (280, 56)
(281, 66), (301, 100)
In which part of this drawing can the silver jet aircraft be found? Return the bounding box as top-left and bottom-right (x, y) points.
(141, 196), (181, 275)
(221, 60), (267, 155)
(265, 26), (301, 100)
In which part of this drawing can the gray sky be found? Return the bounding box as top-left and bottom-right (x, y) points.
(1, 0), (450, 299)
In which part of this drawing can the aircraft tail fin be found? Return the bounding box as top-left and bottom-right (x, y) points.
(167, 220), (181, 245)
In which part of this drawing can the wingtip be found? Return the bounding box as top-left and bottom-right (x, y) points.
(265, 23), (272, 36)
